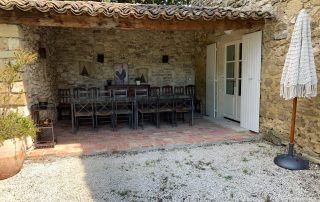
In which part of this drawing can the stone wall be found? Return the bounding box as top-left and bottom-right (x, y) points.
(0, 24), (56, 117)
(0, 24), (30, 115)
(46, 28), (196, 92)
(261, 0), (320, 161)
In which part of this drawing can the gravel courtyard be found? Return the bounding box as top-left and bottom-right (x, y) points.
(1, 141), (319, 201)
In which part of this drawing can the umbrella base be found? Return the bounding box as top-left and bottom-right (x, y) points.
(274, 144), (309, 170)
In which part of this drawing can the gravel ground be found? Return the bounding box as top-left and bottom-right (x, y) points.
(0, 141), (319, 202)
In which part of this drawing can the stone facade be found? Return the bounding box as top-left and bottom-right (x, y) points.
(0, 0), (319, 161)
(0, 24), (28, 115)
(46, 28), (196, 92)
(0, 24), (56, 117)
(260, 0), (320, 162)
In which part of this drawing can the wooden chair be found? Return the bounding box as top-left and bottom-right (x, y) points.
(158, 95), (175, 127)
(175, 97), (193, 126)
(150, 86), (160, 97)
(113, 89), (133, 129)
(137, 96), (158, 129)
(162, 85), (173, 96)
(57, 89), (71, 120)
(94, 91), (114, 130)
(88, 87), (100, 99)
(71, 98), (95, 133)
(135, 88), (148, 98)
(174, 86), (185, 95)
(73, 87), (87, 99)
(185, 85), (201, 113)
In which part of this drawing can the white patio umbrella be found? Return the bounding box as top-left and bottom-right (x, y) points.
(274, 9), (317, 170)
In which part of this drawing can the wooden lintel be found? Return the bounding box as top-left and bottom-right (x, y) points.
(0, 9), (265, 32)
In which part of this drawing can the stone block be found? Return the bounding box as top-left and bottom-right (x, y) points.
(311, 0), (320, 6)
(11, 81), (25, 93)
(0, 38), (8, 50)
(0, 50), (15, 59)
(17, 106), (30, 116)
(0, 24), (21, 38)
(6, 93), (27, 106)
(7, 38), (20, 50)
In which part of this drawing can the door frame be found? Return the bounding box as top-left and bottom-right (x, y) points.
(223, 40), (242, 121)
(206, 43), (217, 119)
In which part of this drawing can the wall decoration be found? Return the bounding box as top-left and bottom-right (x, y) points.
(114, 63), (128, 84)
(135, 68), (148, 83)
(79, 61), (92, 77)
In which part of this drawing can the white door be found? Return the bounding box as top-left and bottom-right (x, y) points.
(206, 43), (216, 119)
(240, 31), (262, 132)
(223, 41), (242, 121)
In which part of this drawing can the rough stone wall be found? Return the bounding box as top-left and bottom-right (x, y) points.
(0, 24), (57, 117)
(20, 26), (57, 108)
(47, 28), (196, 91)
(261, 0), (320, 161)
(0, 24), (30, 115)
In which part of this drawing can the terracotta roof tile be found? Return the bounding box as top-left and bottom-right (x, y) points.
(0, 0), (275, 21)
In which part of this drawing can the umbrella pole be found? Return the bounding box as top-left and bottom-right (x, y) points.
(288, 97), (297, 156)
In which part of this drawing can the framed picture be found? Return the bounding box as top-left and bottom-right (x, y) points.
(114, 63), (128, 85)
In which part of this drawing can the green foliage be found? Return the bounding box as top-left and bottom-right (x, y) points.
(0, 112), (37, 142)
(0, 50), (37, 142)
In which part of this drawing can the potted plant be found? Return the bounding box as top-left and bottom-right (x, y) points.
(135, 77), (141, 85)
(0, 51), (37, 180)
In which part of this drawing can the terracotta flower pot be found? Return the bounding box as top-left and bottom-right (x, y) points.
(0, 138), (26, 180)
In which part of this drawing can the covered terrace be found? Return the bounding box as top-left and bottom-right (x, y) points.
(0, 0), (275, 157)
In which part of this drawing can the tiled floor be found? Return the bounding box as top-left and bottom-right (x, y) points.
(28, 118), (258, 159)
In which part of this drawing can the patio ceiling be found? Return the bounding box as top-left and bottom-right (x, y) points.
(0, 0), (275, 31)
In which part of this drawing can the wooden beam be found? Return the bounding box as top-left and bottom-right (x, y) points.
(0, 9), (265, 32)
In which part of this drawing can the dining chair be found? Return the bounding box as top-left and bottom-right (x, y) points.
(158, 95), (175, 127)
(137, 95), (158, 129)
(57, 88), (71, 120)
(88, 87), (100, 99)
(113, 89), (128, 98)
(175, 96), (193, 126)
(94, 92), (114, 130)
(134, 88), (148, 98)
(174, 86), (185, 95)
(162, 85), (173, 96)
(71, 98), (95, 133)
(73, 87), (87, 99)
(185, 84), (201, 113)
(113, 89), (133, 129)
(150, 86), (160, 97)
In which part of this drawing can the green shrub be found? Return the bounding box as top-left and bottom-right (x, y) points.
(0, 113), (37, 142)
(0, 50), (37, 143)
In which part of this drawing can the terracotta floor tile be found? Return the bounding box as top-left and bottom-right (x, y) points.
(28, 118), (257, 158)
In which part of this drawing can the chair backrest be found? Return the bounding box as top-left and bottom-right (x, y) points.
(97, 90), (112, 100)
(72, 98), (93, 114)
(58, 89), (71, 104)
(162, 85), (173, 95)
(88, 87), (100, 99)
(94, 96), (113, 113)
(135, 88), (148, 98)
(73, 87), (87, 99)
(113, 89), (127, 98)
(174, 86), (184, 95)
(150, 86), (160, 96)
(185, 85), (195, 97)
